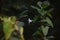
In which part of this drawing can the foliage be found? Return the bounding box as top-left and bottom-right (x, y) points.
(3, 16), (16, 40)
(0, 12), (27, 40)
(31, 1), (54, 40)
(0, 0), (54, 40)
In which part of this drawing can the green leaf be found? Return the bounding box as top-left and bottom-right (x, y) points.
(37, 9), (45, 16)
(33, 31), (40, 36)
(33, 27), (42, 36)
(19, 26), (24, 40)
(46, 17), (53, 28)
(38, 9), (46, 16)
(11, 16), (16, 24)
(41, 25), (49, 36)
(38, 10), (52, 18)
(3, 17), (15, 40)
(41, 1), (50, 8)
(41, 3), (47, 8)
(37, 1), (42, 8)
(46, 12), (52, 18)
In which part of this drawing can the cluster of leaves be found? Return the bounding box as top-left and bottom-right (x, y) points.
(31, 1), (54, 40)
(0, 0), (28, 39)
(0, 0), (54, 40)
(0, 11), (27, 40)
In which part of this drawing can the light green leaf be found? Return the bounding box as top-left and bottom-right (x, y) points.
(11, 16), (16, 24)
(41, 25), (49, 36)
(46, 17), (54, 28)
(3, 17), (15, 40)
(37, 1), (42, 8)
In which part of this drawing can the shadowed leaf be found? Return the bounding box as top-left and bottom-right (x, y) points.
(46, 17), (53, 28)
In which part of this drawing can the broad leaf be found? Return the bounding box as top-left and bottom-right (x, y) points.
(3, 17), (15, 40)
(41, 25), (49, 36)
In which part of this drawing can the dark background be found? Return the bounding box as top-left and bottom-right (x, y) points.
(48, 0), (60, 40)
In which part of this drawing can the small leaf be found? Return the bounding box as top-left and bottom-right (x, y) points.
(46, 12), (52, 18)
(33, 31), (41, 36)
(43, 1), (50, 6)
(41, 1), (50, 8)
(33, 27), (42, 36)
(37, 1), (42, 8)
(20, 10), (28, 15)
(37, 9), (45, 16)
(31, 5), (39, 10)
(18, 10), (28, 19)
(41, 25), (49, 36)
(11, 16), (16, 24)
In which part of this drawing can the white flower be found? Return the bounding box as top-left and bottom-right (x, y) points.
(28, 18), (32, 23)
